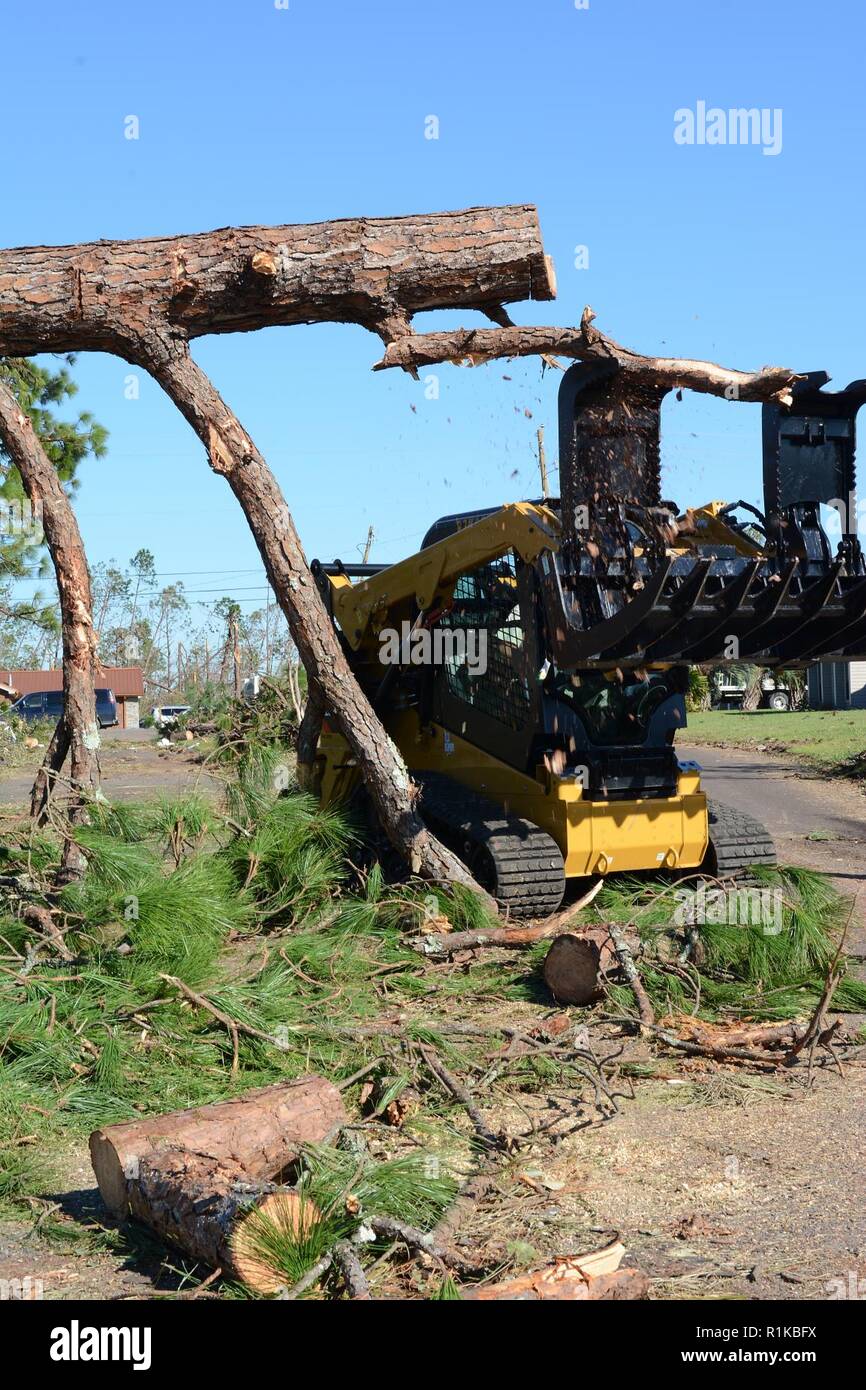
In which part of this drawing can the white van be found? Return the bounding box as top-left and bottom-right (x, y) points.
(151, 704), (191, 729)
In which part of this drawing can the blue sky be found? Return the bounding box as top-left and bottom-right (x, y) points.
(1, 0), (863, 618)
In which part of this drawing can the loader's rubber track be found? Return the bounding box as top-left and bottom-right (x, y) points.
(704, 799), (776, 876)
(417, 773), (566, 919)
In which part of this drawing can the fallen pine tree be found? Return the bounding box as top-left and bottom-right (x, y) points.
(2, 765), (866, 1297)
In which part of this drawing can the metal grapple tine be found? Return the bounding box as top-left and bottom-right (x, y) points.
(764, 564), (845, 661)
(648, 560), (761, 661)
(603, 558), (712, 661)
(716, 560), (798, 659)
(541, 558), (674, 665)
(800, 576), (866, 658)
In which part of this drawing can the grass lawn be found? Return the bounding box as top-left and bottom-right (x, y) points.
(682, 708), (866, 770)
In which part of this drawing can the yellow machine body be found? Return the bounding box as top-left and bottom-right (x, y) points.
(313, 711), (708, 880)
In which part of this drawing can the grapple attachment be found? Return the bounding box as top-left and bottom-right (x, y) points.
(543, 363), (866, 667)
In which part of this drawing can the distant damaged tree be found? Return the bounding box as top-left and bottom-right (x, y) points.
(0, 358), (106, 664)
(0, 365), (107, 878)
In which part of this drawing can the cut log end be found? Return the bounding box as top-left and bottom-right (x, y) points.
(542, 932), (602, 1006)
(88, 1128), (129, 1217)
(230, 1190), (322, 1295)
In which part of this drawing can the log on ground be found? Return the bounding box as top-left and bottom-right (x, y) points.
(541, 929), (615, 1005)
(89, 1075), (346, 1217)
(129, 1148), (321, 1295)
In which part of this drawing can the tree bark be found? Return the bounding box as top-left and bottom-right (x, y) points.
(128, 1149), (321, 1295)
(0, 379), (99, 877)
(139, 338), (488, 896)
(542, 932), (606, 1005)
(0, 205), (554, 357)
(89, 1074), (347, 1217)
(374, 305), (800, 406)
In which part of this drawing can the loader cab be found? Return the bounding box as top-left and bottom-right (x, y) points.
(420, 509), (689, 798)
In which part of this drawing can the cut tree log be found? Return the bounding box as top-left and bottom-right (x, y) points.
(129, 1148), (321, 1296)
(0, 206), (554, 357)
(0, 378), (100, 878)
(542, 929), (616, 1005)
(89, 1075), (346, 1217)
(374, 306), (800, 406)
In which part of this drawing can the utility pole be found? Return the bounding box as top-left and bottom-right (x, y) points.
(362, 526), (375, 564)
(264, 587), (271, 676)
(537, 425), (549, 500)
(230, 607), (242, 698)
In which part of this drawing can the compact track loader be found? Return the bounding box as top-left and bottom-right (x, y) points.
(307, 363), (866, 916)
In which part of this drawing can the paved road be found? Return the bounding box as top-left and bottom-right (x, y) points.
(679, 741), (866, 939)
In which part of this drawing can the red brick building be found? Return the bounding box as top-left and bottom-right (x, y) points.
(3, 667), (145, 728)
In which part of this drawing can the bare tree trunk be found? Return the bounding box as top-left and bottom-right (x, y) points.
(142, 340), (484, 893)
(741, 666), (764, 711)
(0, 380), (99, 878)
(30, 720), (71, 820)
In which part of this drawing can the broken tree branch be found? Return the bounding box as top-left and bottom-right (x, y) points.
(417, 879), (604, 956)
(420, 1044), (505, 1152)
(374, 306), (800, 406)
(608, 923), (655, 1033)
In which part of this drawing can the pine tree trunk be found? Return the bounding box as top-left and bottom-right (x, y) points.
(0, 379), (99, 878)
(143, 341), (486, 894)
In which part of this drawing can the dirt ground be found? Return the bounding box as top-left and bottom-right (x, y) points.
(0, 739), (864, 1301)
(0, 727), (219, 811)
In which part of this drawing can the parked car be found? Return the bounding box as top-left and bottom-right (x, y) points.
(9, 688), (119, 727)
(150, 704), (191, 729)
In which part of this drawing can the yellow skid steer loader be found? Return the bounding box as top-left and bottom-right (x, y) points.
(305, 364), (866, 916)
